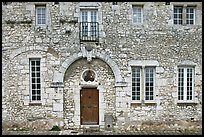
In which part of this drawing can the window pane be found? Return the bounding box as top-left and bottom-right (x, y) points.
(31, 61), (35, 65)
(32, 67), (35, 71)
(32, 96), (36, 100)
(133, 6), (143, 23)
(186, 7), (195, 25)
(32, 84), (36, 89)
(37, 96), (41, 100)
(178, 68), (184, 100)
(37, 84), (41, 89)
(36, 61), (40, 66)
(30, 59), (41, 101)
(36, 67), (40, 71)
(37, 90), (41, 94)
(187, 68), (193, 100)
(37, 78), (40, 83)
(32, 78), (35, 83)
(145, 67), (155, 100)
(178, 67), (194, 101)
(37, 73), (40, 77)
(132, 67), (141, 100)
(32, 73), (35, 77)
(32, 90), (36, 95)
(36, 6), (46, 25)
(174, 6), (183, 24)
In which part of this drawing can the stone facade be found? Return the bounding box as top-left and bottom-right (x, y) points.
(2, 2), (202, 131)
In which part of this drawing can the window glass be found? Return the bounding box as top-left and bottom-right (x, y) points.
(36, 6), (46, 25)
(30, 59), (41, 101)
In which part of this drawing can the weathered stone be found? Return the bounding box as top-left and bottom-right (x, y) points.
(2, 2), (202, 132)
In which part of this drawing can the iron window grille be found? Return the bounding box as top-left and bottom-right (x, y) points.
(80, 22), (99, 42)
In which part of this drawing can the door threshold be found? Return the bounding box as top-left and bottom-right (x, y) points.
(80, 125), (100, 128)
(80, 125), (100, 132)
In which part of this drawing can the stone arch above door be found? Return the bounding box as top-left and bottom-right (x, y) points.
(52, 47), (123, 85)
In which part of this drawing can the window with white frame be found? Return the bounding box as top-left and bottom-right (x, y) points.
(173, 5), (196, 25)
(186, 6), (195, 25)
(132, 5), (143, 24)
(132, 67), (141, 101)
(145, 67), (155, 101)
(132, 66), (155, 102)
(178, 67), (194, 102)
(36, 5), (46, 25)
(30, 59), (41, 102)
(174, 6), (183, 24)
(80, 9), (98, 37)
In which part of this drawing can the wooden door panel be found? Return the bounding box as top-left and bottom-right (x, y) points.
(80, 88), (99, 125)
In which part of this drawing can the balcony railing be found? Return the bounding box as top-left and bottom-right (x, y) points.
(80, 22), (99, 43)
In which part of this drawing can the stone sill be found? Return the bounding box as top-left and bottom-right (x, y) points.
(131, 102), (157, 106)
(29, 103), (42, 106)
(143, 103), (157, 106)
(177, 102), (198, 106)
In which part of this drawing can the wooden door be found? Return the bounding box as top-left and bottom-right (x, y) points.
(80, 88), (99, 125)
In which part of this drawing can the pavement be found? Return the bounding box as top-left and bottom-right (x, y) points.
(2, 129), (202, 135)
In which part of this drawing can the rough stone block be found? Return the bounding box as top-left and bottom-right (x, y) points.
(53, 103), (63, 112)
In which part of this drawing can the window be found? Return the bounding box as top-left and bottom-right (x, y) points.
(30, 59), (41, 102)
(186, 6), (195, 25)
(132, 67), (155, 102)
(173, 5), (196, 25)
(36, 5), (46, 25)
(80, 9), (99, 42)
(132, 67), (141, 101)
(178, 67), (194, 102)
(145, 67), (155, 101)
(174, 6), (183, 24)
(132, 5), (143, 24)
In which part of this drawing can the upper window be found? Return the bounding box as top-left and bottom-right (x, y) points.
(174, 6), (183, 24)
(132, 5), (143, 24)
(36, 5), (46, 25)
(178, 67), (195, 102)
(132, 66), (155, 102)
(30, 59), (41, 102)
(80, 9), (99, 42)
(174, 5), (196, 25)
(186, 6), (195, 25)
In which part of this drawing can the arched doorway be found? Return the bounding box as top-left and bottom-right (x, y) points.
(63, 58), (115, 129)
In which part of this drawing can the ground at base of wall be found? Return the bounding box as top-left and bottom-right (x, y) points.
(2, 129), (202, 135)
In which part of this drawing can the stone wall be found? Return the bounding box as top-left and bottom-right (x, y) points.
(2, 2), (202, 131)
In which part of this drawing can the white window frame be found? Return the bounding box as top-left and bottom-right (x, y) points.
(186, 6), (195, 25)
(173, 6), (183, 25)
(35, 5), (46, 26)
(144, 67), (156, 103)
(131, 67), (142, 103)
(132, 5), (143, 24)
(177, 66), (195, 103)
(80, 9), (98, 37)
(173, 5), (196, 25)
(29, 58), (42, 103)
(131, 66), (156, 103)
